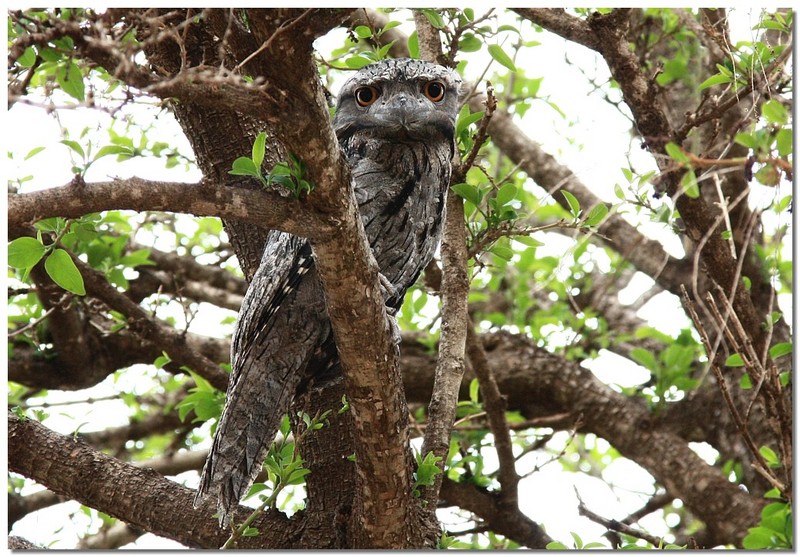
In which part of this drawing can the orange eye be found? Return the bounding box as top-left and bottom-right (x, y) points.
(355, 86), (380, 107)
(423, 81), (445, 102)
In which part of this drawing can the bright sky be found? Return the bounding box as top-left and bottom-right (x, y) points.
(4, 5), (793, 550)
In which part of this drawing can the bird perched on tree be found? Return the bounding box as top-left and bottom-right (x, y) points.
(195, 58), (462, 526)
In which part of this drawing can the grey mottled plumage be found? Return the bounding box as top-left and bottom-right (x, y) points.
(194, 58), (461, 526)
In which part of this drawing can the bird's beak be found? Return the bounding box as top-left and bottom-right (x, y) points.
(379, 93), (417, 128)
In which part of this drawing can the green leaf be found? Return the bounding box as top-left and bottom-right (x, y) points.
(681, 170), (700, 198)
(24, 146), (46, 160)
(768, 342), (792, 360)
(379, 20), (401, 34)
(251, 132), (267, 167)
(120, 248), (154, 267)
(488, 44), (517, 72)
(630, 348), (658, 372)
(469, 378), (480, 404)
(584, 203), (609, 227)
(354, 25), (373, 39)
(407, 31), (419, 59)
(734, 132), (758, 149)
(764, 487), (782, 499)
(515, 235), (544, 247)
(421, 9), (445, 29)
(107, 268), (128, 290)
(229, 156), (260, 177)
(570, 532), (584, 549)
(154, 352), (172, 369)
(286, 467), (311, 485)
(17, 46), (37, 68)
(742, 526), (777, 549)
(775, 129), (792, 157)
(546, 541), (569, 550)
(61, 139), (85, 159)
(620, 167), (634, 182)
(459, 33), (482, 52)
(56, 60), (85, 101)
(177, 390), (222, 423)
(413, 451), (443, 492)
(761, 501), (788, 518)
(664, 142), (689, 164)
(344, 55), (373, 69)
(699, 72), (732, 90)
(495, 183), (517, 207)
(39, 47), (62, 63)
(561, 190), (581, 218)
(8, 237), (46, 268)
(490, 245), (514, 261)
(456, 107), (484, 137)
(44, 249), (86, 295)
(761, 100), (788, 125)
(725, 353), (745, 367)
(374, 41), (395, 61)
(759, 445), (780, 467)
(715, 63), (733, 77)
(740, 373), (753, 389)
(94, 145), (135, 161)
(451, 183), (481, 206)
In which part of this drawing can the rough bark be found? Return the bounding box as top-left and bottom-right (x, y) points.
(8, 412), (302, 549)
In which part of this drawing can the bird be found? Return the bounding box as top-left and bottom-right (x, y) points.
(194, 58), (462, 527)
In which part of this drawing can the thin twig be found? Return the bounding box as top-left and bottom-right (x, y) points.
(235, 9), (314, 71)
(456, 84), (497, 178)
(576, 491), (665, 548)
(681, 286), (786, 496)
(465, 323), (519, 503)
(675, 38), (793, 140)
(7, 306), (56, 338)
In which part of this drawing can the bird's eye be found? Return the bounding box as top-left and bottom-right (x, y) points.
(423, 81), (445, 102)
(355, 86), (380, 107)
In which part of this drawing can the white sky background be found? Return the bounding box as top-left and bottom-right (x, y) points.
(3, 5), (794, 550)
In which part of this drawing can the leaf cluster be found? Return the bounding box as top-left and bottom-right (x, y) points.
(230, 132), (314, 198)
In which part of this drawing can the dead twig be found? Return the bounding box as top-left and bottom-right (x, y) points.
(681, 285), (789, 498)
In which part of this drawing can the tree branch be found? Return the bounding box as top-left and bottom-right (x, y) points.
(8, 412), (303, 549)
(77, 522), (143, 550)
(401, 330), (764, 546)
(65, 253), (230, 391)
(8, 178), (330, 241)
(465, 324), (520, 505)
(513, 8), (599, 51)
(578, 497), (665, 548)
(412, 10), (470, 520)
(440, 478), (551, 548)
(588, 10), (777, 362)
(139, 243), (246, 296)
(470, 95), (693, 296)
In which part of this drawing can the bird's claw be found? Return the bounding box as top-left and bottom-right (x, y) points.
(378, 272), (398, 301)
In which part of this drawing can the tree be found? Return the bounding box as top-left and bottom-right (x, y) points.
(7, 7), (793, 550)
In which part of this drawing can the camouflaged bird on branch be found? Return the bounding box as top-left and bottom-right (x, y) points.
(194, 58), (462, 526)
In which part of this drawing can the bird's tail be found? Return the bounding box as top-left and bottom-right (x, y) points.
(193, 360), (302, 528)
(193, 234), (330, 527)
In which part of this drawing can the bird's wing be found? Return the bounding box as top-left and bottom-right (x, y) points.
(194, 230), (327, 526)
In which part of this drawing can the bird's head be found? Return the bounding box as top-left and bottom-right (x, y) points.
(333, 58), (462, 144)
